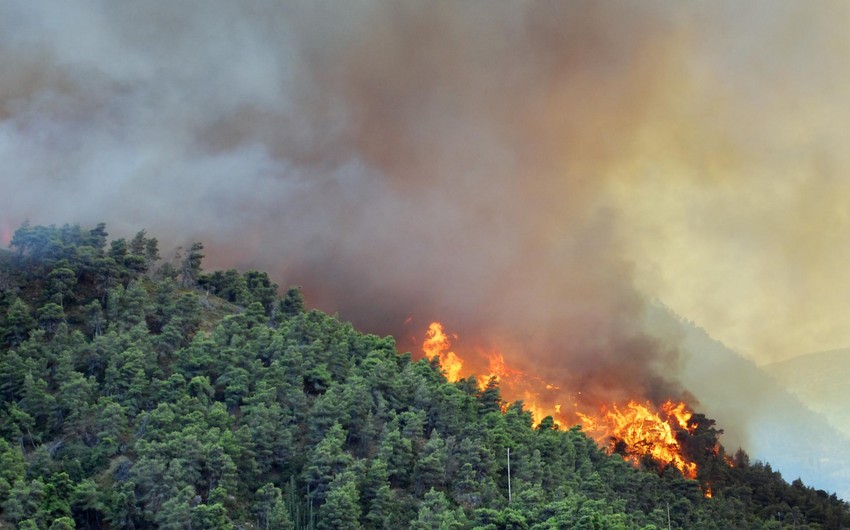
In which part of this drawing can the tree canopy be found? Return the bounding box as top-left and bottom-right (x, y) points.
(0, 222), (847, 529)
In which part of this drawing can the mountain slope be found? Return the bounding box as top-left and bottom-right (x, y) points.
(646, 304), (850, 501)
(762, 348), (850, 439)
(1, 222), (849, 529)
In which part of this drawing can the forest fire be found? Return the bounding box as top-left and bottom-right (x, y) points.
(419, 321), (701, 480)
(577, 400), (698, 479)
(422, 322), (464, 382)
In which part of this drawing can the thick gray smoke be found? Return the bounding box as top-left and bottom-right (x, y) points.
(3, 0), (850, 492)
(0, 0), (690, 406)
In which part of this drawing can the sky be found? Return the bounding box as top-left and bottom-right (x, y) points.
(2, 0), (849, 459)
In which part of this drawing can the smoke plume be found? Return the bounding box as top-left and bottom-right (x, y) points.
(3, 0), (850, 484)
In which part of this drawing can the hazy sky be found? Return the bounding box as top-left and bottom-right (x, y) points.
(2, 0), (849, 375)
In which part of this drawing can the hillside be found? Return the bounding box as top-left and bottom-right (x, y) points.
(0, 222), (849, 529)
(762, 349), (850, 439)
(645, 305), (850, 502)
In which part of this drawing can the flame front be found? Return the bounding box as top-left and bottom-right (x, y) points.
(577, 400), (697, 479)
(418, 321), (701, 480)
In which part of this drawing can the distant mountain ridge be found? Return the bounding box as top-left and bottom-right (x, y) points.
(762, 348), (850, 439)
(645, 304), (850, 501)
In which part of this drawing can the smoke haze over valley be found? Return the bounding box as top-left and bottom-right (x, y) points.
(3, 0), (850, 497)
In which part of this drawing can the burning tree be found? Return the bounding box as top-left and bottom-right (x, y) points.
(417, 321), (728, 484)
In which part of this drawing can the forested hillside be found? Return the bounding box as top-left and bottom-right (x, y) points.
(0, 223), (848, 529)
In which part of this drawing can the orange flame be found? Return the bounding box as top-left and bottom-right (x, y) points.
(419, 321), (702, 480)
(662, 400), (693, 431)
(577, 400), (697, 479)
(422, 322), (464, 382)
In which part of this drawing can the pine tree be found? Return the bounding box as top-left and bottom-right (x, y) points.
(303, 423), (354, 505)
(180, 243), (204, 288)
(254, 483), (294, 530)
(411, 488), (465, 530)
(318, 471), (361, 530)
(4, 297), (34, 346)
(414, 431), (448, 494)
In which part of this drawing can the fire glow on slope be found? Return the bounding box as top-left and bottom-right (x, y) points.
(577, 400), (698, 479)
(420, 321), (700, 479)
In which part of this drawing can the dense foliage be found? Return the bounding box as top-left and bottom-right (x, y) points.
(0, 222), (848, 529)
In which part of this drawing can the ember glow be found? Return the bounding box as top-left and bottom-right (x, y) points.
(420, 322), (701, 479)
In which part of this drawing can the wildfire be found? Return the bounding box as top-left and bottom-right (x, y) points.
(577, 400), (698, 479)
(417, 321), (703, 481)
(422, 322), (464, 382)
